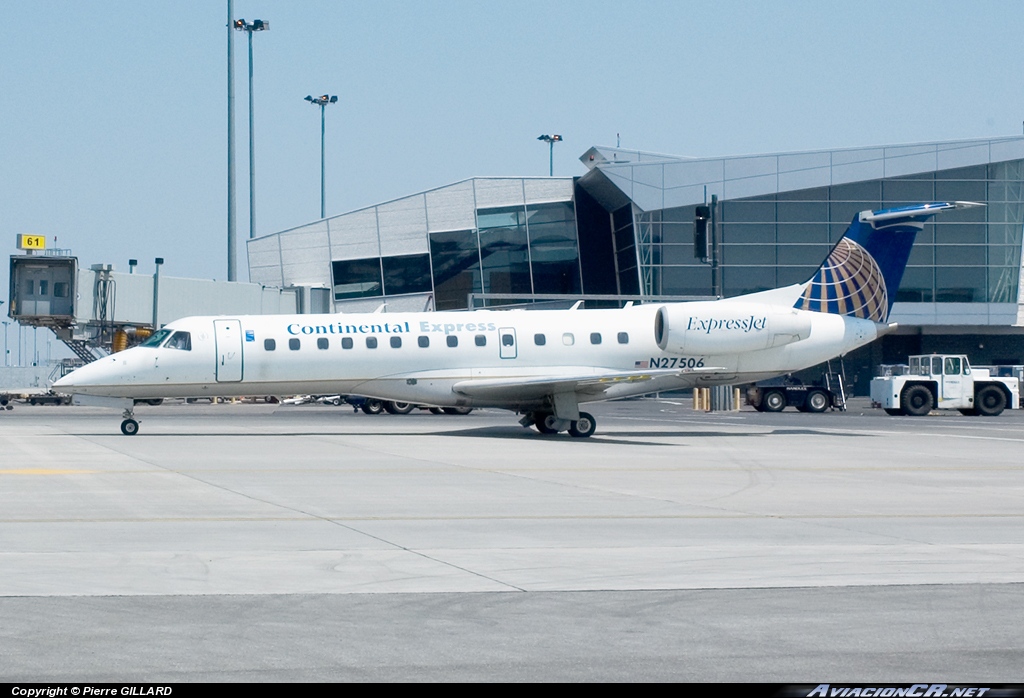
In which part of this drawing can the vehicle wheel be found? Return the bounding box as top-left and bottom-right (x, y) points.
(804, 390), (829, 413)
(975, 385), (1007, 417)
(120, 419), (139, 436)
(568, 412), (596, 438)
(884, 408), (904, 416)
(534, 413), (559, 434)
(901, 384), (934, 416)
(384, 401), (415, 415)
(361, 399), (384, 415)
(443, 407), (473, 415)
(958, 408), (978, 416)
(762, 390), (786, 412)
(330, 397), (342, 406)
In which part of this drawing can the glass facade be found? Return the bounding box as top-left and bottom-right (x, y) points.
(634, 161), (1024, 303)
(326, 200), (584, 310)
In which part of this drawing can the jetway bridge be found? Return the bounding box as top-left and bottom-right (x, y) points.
(9, 253), (305, 362)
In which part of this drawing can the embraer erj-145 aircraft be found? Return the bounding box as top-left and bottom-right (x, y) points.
(55, 201), (978, 437)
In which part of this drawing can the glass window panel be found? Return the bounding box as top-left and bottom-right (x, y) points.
(935, 267), (985, 302)
(366, 337), (378, 349)
(390, 336), (402, 348)
(778, 223), (829, 244)
(447, 335), (458, 347)
(935, 245), (986, 266)
(534, 333), (546, 346)
(662, 244), (697, 265)
(895, 267), (933, 302)
(289, 338), (300, 350)
(341, 337), (353, 349)
(382, 253), (432, 296)
(778, 245), (829, 266)
(39, 280), (49, 295)
(778, 266), (812, 287)
(831, 181), (880, 201)
(477, 206), (525, 229)
(612, 205), (634, 231)
(317, 337), (328, 350)
(264, 338), (275, 351)
(830, 201), (878, 223)
(332, 258), (383, 301)
(722, 200), (774, 223)
(908, 244), (935, 266)
(724, 244), (775, 265)
(474, 335), (486, 346)
(722, 223), (774, 243)
(430, 229), (481, 311)
(617, 332), (629, 344)
(660, 205), (696, 223)
(724, 266), (775, 295)
(526, 201), (574, 225)
(777, 201), (828, 223)
(659, 221), (689, 245)
(590, 332), (602, 345)
(935, 223), (985, 244)
(658, 265), (712, 296)
(418, 336), (429, 348)
(562, 333), (574, 346)
(883, 177), (934, 203)
(777, 187), (829, 202)
(481, 225), (531, 295)
(935, 179), (986, 203)
(936, 165), (986, 180)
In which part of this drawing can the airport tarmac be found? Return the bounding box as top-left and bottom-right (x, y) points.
(1, 398), (1022, 681)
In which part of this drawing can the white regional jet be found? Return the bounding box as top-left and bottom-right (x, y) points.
(55, 202), (977, 437)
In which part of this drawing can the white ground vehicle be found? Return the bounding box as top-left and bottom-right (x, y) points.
(870, 354), (1019, 416)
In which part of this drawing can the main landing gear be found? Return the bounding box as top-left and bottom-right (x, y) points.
(522, 411), (597, 438)
(121, 408), (139, 436)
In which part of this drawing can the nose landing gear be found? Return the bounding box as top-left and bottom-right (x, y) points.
(121, 408), (140, 436)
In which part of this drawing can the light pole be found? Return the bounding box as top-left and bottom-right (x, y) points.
(227, 0), (236, 281)
(305, 94), (337, 219)
(234, 18), (269, 241)
(1, 321), (9, 367)
(537, 134), (563, 176)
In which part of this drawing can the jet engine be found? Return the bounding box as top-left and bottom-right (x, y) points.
(654, 302), (812, 354)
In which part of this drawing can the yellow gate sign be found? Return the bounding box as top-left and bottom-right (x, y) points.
(17, 234), (46, 250)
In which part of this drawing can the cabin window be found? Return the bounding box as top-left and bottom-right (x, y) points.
(447, 336), (458, 348)
(562, 333), (574, 346)
(289, 338), (300, 351)
(418, 336), (429, 348)
(617, 332), (629, 344)
(475, 334), (486, 347)
(502, 333), (514, 347)
(590, 332), (602, 345)
(534, 334), (546, 346)
(264, 338), (276, 351)
(53, 282), (69, 298)
(317, 337), (329, 350)
(167, 331), (192, 351)
(25, 280), (34, 295)
(366, 337), (378, 349)
(140, 329), (172, 348)
(390, 336), (402, 348)
(38, 280), (49, 296)
(341, 337), (353, 349)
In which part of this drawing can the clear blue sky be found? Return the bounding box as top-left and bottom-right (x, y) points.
(2, 0), (1022, 295)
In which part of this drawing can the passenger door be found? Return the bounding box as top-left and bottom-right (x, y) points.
(213, 319), (243, 382)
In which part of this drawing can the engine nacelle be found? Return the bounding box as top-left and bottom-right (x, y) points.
(654, 301), (813, 354)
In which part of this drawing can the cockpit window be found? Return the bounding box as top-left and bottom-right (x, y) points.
(140, 329), (172, 348)
(166, 331), (192, 351)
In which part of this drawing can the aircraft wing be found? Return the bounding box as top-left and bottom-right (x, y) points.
(451, 366), (723, 402)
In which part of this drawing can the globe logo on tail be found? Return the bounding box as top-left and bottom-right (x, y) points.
(796, 238), (888, 322)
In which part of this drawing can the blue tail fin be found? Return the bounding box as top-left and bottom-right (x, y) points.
(794, 201), (981, 323)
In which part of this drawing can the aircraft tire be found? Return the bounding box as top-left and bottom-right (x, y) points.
(534, 413), (559, 434)
(120, 419), (139, 436)
(805, 390), (829, 413)
(762, 390), (787, 412)
(975, 385), (1007, 417)
(901, 385), (934, 416)
(385, 401), (415, 415)
(361, 399), (384, 415)
(568, 412), (596, 438)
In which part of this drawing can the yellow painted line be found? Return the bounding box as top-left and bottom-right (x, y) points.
(0, 468), (96, 475)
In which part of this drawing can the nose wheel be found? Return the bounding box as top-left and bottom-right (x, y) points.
(120, 408), (140, 436)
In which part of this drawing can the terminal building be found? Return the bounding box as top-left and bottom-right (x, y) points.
(247, 135), (1024, 394)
